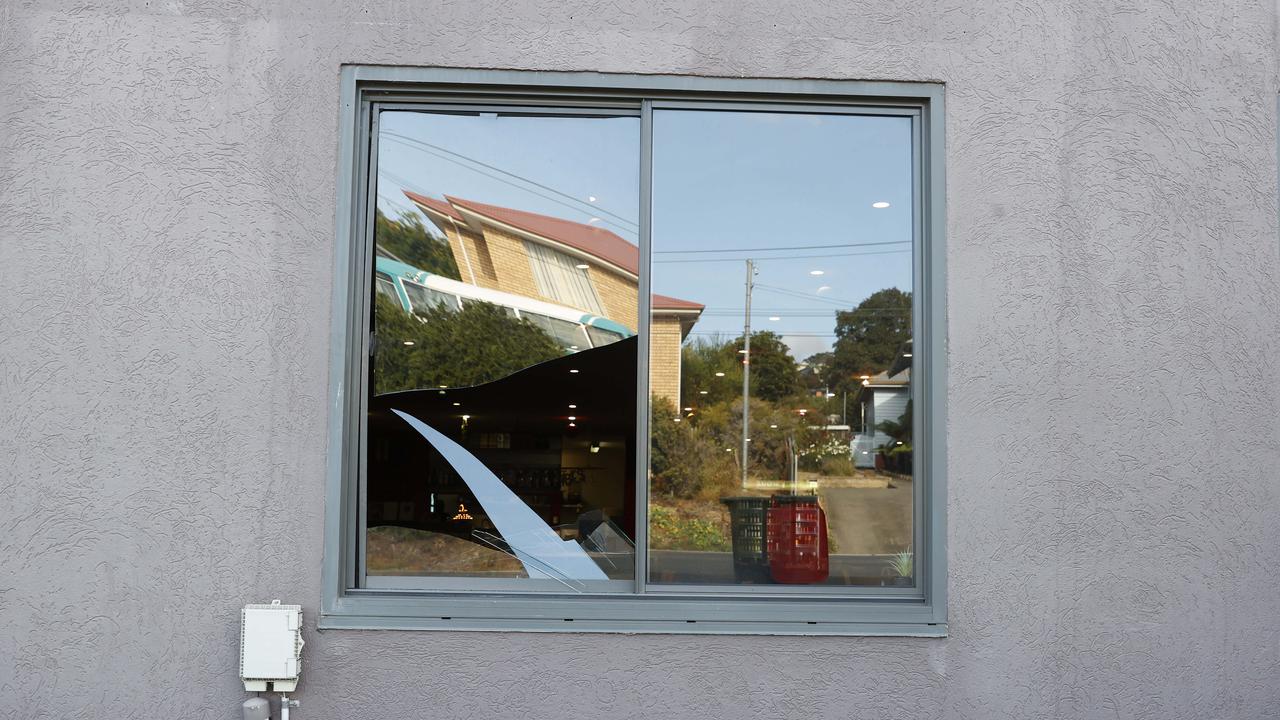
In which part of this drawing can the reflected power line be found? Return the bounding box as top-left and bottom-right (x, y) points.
(653, 239), (908, 254)
(380, 131), (639, 236)
(653, 248), (909, 264)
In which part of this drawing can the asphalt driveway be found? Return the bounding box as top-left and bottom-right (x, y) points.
(820, 478), (914, 555)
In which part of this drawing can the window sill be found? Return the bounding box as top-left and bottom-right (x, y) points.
(319, 612), (948, 637)
(318, 590), (948, 636)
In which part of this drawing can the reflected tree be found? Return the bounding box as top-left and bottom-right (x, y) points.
(375, 209), (460, 280)
(372, 294), (562, 394)
(800, 351), (833, 393)
(649, 396), (737, 500)
(826, 288), (912, 395)
(681, 331), (802, 405)
(730, 331), (801, 402)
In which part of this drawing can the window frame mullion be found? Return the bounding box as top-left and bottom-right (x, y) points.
(634, 98), (654, 595)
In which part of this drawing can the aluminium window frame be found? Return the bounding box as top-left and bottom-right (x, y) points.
(323, 66), (946, 635)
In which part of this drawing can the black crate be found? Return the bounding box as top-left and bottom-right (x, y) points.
(721, 496), (770, 583)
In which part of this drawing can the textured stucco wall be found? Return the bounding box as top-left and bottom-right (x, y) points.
(3, 1), (1280, 718)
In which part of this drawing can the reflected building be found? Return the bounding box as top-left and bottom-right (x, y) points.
(852, 341), (911, 469)
(404, 191), (702, 404)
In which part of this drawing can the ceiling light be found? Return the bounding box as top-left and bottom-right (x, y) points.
(569, 404), (577, 409)
(568, 416), (576, 421)
(452, 402), (461, 407)
(438, 390), (446, 395)
(809, 270), (825, 276)
(699, 390), (708, 395)
(872, 201), (890, 209)
(569, 369), (579, 374)
(770, 424), (778, 429)
(903, 352), (913, 358)
(402, 340), (415, 346)
(715, 372), (725, 377)
(569, 422), (576, 428)
(673, 418), (681, 423)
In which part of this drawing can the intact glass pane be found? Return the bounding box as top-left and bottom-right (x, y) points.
(586, 325), (623, 349)
(374, 274), (399, 304)
(526, 241), (607, 315)
(366, 110), (640, 590)
(402, 280), (460, 313)
(648, 109), (916, 588)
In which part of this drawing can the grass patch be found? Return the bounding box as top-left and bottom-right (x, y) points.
(649, 499), (731, 552)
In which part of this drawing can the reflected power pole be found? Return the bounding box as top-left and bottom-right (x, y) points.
(742, 259), (755, 489)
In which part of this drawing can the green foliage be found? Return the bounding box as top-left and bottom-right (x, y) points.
(730, 331), (801, 402)
(372, 293), (562, 394)
(680, 331), (802, 405)
(826, 288), (912, 396)
(679, 336), (740, 405)
(648, 396), (686, 490)
(649, 396), (738, 500)
(800, 351), (833, 393)
(818, 454), (856, 477)
(678, 393), (829, 484)
(649, 504), (730, 552)
(876, 398), (913, 447)
(375, 208), (460, 279)
(889, 550), (913, 578)
(740, 397), (818, 482)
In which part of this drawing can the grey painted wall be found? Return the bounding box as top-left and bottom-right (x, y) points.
(3, 1), (1279, 718)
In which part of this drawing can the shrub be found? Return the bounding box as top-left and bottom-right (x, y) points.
(819, 454), (856, 477)
(798, 429), (854, 473)
(649, 505), (731, 552)
(650, 396), (737, 500)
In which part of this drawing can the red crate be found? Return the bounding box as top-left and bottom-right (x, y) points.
(766, 496), (829, 584)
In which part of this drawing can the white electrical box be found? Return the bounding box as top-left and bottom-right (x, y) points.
(240, 600), (304, 692)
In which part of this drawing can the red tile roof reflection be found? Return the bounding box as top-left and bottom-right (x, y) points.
(650, 294), (703, 310)
(402, 190), (704, 312)
(404, 191), (463, 221)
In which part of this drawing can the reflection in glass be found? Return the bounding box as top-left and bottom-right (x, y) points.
(365, 111), (641, 588)
(648, 109), (915, 588)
